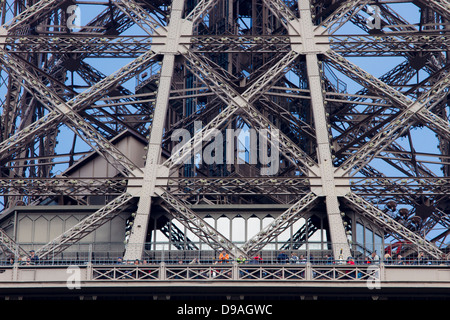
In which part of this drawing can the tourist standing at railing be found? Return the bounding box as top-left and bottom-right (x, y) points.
(325, 254), (334, 264)
(218, 249), (229, 264)
(345, 257), (356, 279)
(299, 255), (307, 264)
(417, 252), (429, 265)
(116, 257), (124, 264)
(250, 253), (263, 264)
(290, 252), (299, 264)
(396, 254), (405, 265)
(237, 255), (246, 264)
(29, 250), (39, 265)
(277, 251), (289, 264)
(370, 251), (380, 264)
(384, 253), (393, 265)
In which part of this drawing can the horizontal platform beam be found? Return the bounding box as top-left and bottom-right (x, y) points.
(0, 264), (450, 291)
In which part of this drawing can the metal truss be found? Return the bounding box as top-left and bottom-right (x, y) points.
(0, 48), (157, 170)
(113, 0), (168, 36)
(1, 0), (450, 264)
(325, 49), (450, 177)
(241, 192), (319, 255)
(315, 0), (371, 35)
(343, 192), (443, 259)
(159, 191), (247, 259)
(2, 0), (63, 34)
(165, 49), (320, 177)
(184, 0), (219, 23)
(164, 177), (311, 200)
(0, 50), (142, 176)
(0, 177), (135, 197)
(2, 35), (151, 57)
(35, 192), (135, 259)
(190, 35), (291, 53)
(416, 0), (450, 21)
(0, 228), (27, 259)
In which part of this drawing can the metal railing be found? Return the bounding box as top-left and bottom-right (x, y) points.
(3, 241), (448, 266)
(88, 262), (450, 282)
(0, 260), (449, 283)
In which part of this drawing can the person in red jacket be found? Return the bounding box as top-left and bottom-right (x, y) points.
(252, 253), (263, 264)
(345, 257), (356, 279)
(347, 256), (355, 265)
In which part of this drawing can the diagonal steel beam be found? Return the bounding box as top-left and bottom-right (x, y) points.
(343, 192), (443, 259)
(0, 51), (141, 176)
(241, 192), (319, 255)
(261, 0), (298, 31)
(314, 0), (371, 35)
(0, 228), (28, 259)
(159, 191), (248, 259)
(76, 60), (150, 135)
(0, 49), (157, 170)
(331, 61), (445, 178)
(1, 0), (63, 33)
(113, 0), (167, 36)
(35, 192), (135, 260)
(325, 50), (450, 176)
(165, 49), (320, 176)
(184, 0), (220, 24)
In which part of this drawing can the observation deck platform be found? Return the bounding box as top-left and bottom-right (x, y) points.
(1, 260), (450, 300)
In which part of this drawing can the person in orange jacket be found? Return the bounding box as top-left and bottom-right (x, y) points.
(218, 249), (229, 263)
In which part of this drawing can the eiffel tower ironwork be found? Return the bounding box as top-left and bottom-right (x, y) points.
(0, 0), (449, 263)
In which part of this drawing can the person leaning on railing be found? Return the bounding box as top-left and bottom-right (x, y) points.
(237, 255), (246, 264)
(218, 249), (229, 263)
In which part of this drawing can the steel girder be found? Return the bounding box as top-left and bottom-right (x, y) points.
(0, 50), (142, 176)
(160, 191), (247, 258)
(326, 49), (450, 177)
(343, 192), (443, 259)
(0, 228), (27, 259)
(241, 192), (319, 255)
(35, 192), (135, 259)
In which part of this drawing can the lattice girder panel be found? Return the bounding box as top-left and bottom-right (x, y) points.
(343, 192), (443, 259)
(35, 192), (135, 259)
(159, 191), (248, 259)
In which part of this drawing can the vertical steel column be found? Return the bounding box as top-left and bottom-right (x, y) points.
(298, 1), (351, 260)
(306, 53), (350, 260)
(124, 0), (186, 260)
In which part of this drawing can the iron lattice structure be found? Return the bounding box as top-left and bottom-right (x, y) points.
(0, 0), (450, 262)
